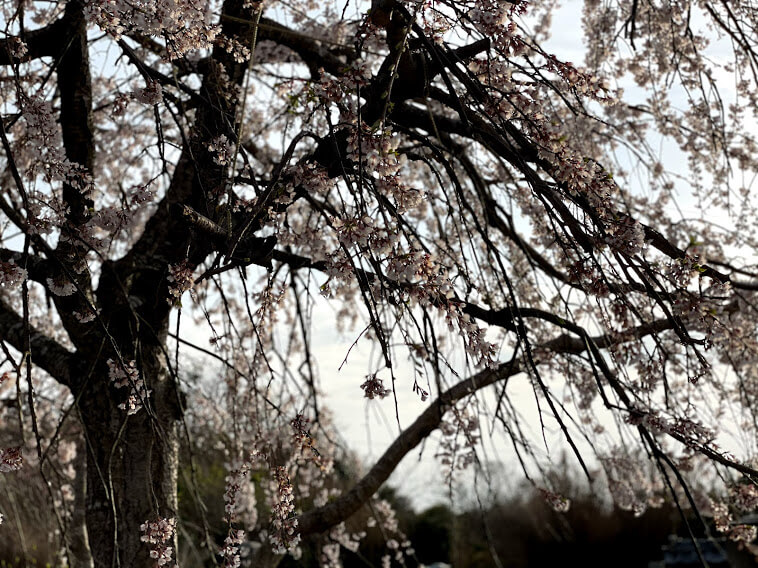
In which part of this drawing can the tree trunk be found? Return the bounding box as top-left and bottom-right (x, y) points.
(66, 434), (94, 568)
(77, 345), (182, 567)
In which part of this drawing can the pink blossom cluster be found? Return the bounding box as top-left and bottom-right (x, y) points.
(310, 74), (345, 105)
(269, 466), (300, 554)
(442, 304), (497, 368)
(601, 452), (662, 517)
(533, 133), (645, 256)
(85, 182), (155, 251)
(107, 358), (150, 415)
(20, 95), (93, 193)
(730, 484), (758, 513)
(219, 529), (245, 568)
(252, 283), (286, 330)
(286, 162), (335, 196)
(89, 205), (134, 236)
(132, 80), (163, 106)
(290, 414), (318, 460)
(321, 542), (341, 567)
(85, 0), (219, 59)
(321, 249), (354, 296)
(46, 274), (77, 297)
(139, 516), (176, 567)
(438, 405), (480, 481)
(276, 211), (332, 264)
(0, 260), (26, 288)
(0, 446), (22, 473)
(219, 448), (264, 566)
(626, 409), (716, 448)
(468, 53), (625, 257)
(320, 523), (366, 568)
(360, 374), (391, 400)
(468, 0), (514, 36)
(604, 214), (646, 256)
(344, 125), (425, 213)
(310, 59), (372, 106)
(375, 247), (497, 366)
(6, 36), (27, 59)
(112, 92), (131, 116)
(539, 488), (571, 513)
(327, 229), (497, 368)
(216, 35), (252, 64)
(49, 439), (79, 514)
(549, 147), (614, 209)
(14, 189), (55, 236)
(224, 462), (251, 519)
(370, 499), (415, 566)
(333, 215), (387, 250)
(384, 250), (450, 298)
(167, 260), (195, 306)
(208, 135), (235, 167)
(418, 7), (451, 44)
(223, 456), (258, 531)
(346, 127), (405, 179)
(568, 259), (610, 297)
(544, 54), (616, 101)
(375, 173), (424, 213)
(711, 500), (758, 543)
(667, 255), (705, 288)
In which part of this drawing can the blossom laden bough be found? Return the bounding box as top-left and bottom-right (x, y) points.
(140, 517), (176, 567)
(0, 447), (22, 473)
(107, 358), (151, 415)
(360, 373), (391, 400)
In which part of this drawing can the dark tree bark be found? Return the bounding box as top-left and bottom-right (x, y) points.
(77, 344), (182, 567)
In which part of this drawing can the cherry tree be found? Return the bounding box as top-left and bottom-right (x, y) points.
(2, 0), (758, 565)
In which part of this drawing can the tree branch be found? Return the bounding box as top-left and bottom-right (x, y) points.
(0, 248), (50, 283)
(46, 0), (98, 349)
(104, 0), (267, 331)
(296, 357), (523, 535)
(256, 16), (353, 76)
(296, 315), (676, 535)
(0, 13), (72, 65)
(0, 298), (75, 388)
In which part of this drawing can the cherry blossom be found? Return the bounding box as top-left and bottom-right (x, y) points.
(2, 0), (758, 565)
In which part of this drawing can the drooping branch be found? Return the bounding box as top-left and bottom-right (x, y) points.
(390, 98), (758, 294)
(268, 244), (683, 346)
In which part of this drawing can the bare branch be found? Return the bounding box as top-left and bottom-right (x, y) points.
(296, 316), (676, 535)
(296, 357), (523, 535)
(0, 13), (71, 65)
(0, 297), (75, 388)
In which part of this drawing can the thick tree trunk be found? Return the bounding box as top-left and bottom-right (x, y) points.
(77, 345), (182, 567)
